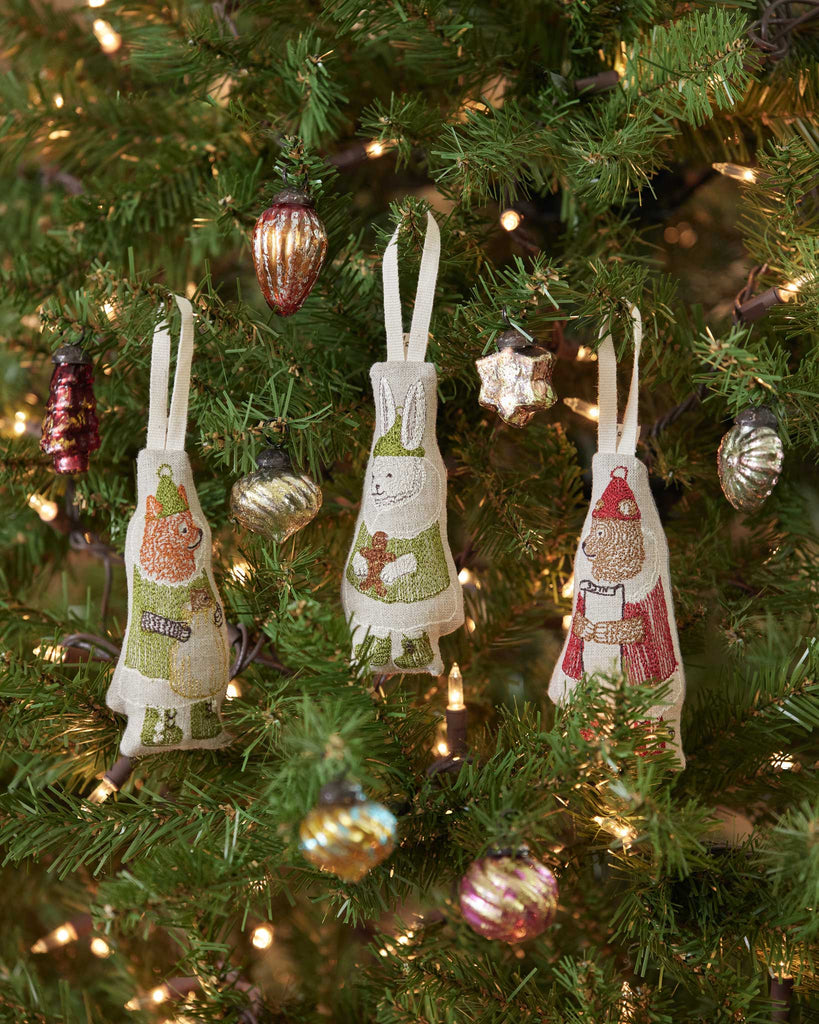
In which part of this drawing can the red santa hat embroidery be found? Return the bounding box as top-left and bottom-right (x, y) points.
(592, 466), (641, 521)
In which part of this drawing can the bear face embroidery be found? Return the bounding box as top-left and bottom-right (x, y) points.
(140, 484), (203, 584)
(582, 517), (645, 583)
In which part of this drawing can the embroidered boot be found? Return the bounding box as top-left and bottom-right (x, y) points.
(394, 631), (434, 670)
(354, 633), (392, 666)
(190, 698), (222, 739)
(141, 707), (184, 747)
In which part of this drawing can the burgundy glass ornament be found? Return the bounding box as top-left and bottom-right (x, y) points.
(252, 187), (328, 316)
(459, 848), (558, 943)
(40, 344), (101, 474)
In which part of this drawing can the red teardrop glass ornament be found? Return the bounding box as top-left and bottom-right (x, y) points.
(252, 188), (328, 316)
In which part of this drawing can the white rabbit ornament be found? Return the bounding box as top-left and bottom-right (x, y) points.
(342, 213), (464, 674)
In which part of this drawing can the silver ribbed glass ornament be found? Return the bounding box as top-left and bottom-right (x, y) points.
(717, 407), (784, 511)
(230, 448), (322, 542)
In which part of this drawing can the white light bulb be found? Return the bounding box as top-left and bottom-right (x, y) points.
(250, 924), (274, 949)
(93, 19), (122, 54)
(500, 209), (522, 232)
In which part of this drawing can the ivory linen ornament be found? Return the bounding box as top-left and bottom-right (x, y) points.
(342, 212), (463, 675)
(106, 296), (231, 757)
(548, 308), (685, 764)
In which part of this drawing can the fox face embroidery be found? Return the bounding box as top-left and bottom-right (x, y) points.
(139, 465), (203, 583)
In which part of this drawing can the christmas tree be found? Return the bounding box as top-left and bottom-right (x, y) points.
(1, 0), (818, 1020)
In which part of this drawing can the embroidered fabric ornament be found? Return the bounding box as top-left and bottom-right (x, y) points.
(342, 212), (464, 675)
(107, 296), (231, 756)
(548, 307), (685, 765)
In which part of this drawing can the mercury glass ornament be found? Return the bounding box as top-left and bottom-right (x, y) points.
(299, 780), (397, 883)
(252, 187), (328, 316)
(476, 327), (556, 428)
(40, 344), (101, 474)
(717, 407), (784, 511)
(459, 847), (558, 942)
(230, 448), (322, 543)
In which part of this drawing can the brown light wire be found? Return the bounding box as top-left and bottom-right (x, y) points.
(747, 0), (819, 60)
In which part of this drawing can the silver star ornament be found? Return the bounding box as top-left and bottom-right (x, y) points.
(476, 328), (557, 428)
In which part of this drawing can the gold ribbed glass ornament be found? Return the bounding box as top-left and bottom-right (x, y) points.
(230, 448), (322, 542)
(717, 407), (784, 511)
(299, 780), (397, 883)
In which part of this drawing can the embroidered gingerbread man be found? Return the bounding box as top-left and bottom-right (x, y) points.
(359, 531), (396, 598)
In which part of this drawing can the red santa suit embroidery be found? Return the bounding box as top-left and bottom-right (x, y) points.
(562, 466), (677, 685)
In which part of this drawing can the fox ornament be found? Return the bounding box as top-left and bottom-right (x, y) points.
(548, 307), (686, 764)
(107, 296), (230, 756)
(342, 212), (463, 674)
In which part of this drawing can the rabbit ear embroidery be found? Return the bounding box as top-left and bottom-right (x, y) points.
(401, 380), (426, 452)
(379, 378), (396, 437)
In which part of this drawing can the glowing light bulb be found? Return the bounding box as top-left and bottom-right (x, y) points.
(562, 614), (573, 631)
(500, 209), (522, 232)
(250, 924), (274, 949)
(778, 275), (810, 300)
(87, 776), (118, 804)
(33, 644), (65, 663)
(466, 617), (477, 634)
(458, 567), (474, 585)
(712, 162), (758, 183)
(90, 936), (112, 958)
(435, 739), (449, 756)
(31, 921), (79, 953)
(54, 93), (64, 108)
(229, 560), (250, 583)
(593, 814), (636, 847)
(447, 663), (465, 711)
(126, 986), (173, 1011)
(561, 573), (575, 600)
(28, 493), (59, 522)
(366, 139), (386, 158)
(226, 681), (241, 700)
(93, 19), (122, 54)
(563, 397), (600, 421)
(88, 0), (107, 6)
(48, 129), (71, 140)
(770, 751), (795, 770)
(575, 345), (597, 361)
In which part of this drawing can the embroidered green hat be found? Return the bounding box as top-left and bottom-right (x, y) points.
(373, 414), (425, 458)
(154, 464), (189, 517)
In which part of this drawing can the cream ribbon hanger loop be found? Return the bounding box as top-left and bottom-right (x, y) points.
(596, 304), (642, 457)
(146, 294), (195, 452)
(382, 211), (441, 363)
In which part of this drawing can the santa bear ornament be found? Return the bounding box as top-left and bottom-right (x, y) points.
(106, 296), (231, 756)
(549, 307), (685, 765)
(342, 212), (464, 675)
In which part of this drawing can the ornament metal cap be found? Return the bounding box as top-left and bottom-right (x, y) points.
(269, 186), (314, 207)
(52, 344), (91, 366)
(496, 327), (552, 359)
(318, 778), (365, 807)
(255, 447), (293, 473)
(497, 327), (536, 351)
(486, 843), (532, 860)
(735, 406), (778, 430)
